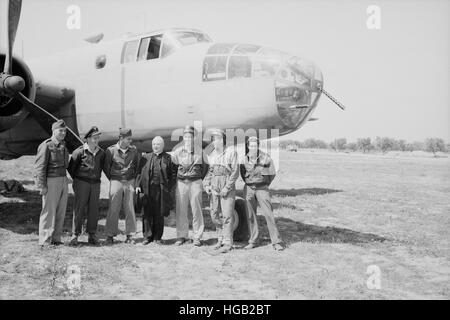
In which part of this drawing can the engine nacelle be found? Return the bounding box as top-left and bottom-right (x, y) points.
(0, 54), (36, 132)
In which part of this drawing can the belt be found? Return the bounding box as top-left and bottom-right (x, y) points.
(178, 177), (202, 182)
(246, 182), (269, 189)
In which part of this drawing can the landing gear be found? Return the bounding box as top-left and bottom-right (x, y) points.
(232, 197), (249, 242)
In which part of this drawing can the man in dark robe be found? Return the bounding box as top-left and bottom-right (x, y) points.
(136, 136), (177, 244)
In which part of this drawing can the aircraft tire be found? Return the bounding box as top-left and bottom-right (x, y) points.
(233, 197), (249, 242)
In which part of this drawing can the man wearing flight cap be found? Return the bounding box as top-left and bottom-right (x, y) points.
(203, 128), (239, 253)
(240, 136), (285, 251)
(35, 119), (70, 246)
(104, 127), (140, 245)
(68, 126), (106, 246)
(171, 125), (208, 246)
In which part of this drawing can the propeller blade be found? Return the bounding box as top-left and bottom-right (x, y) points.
(3, 0), (22, 74)
(15, 92), (84, 146)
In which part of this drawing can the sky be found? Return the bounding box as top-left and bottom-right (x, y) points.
(1, 0), (449, 142)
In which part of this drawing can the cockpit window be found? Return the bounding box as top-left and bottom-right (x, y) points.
(122, 39), (140, 63)
(258, 48), (291, 61)
(207, 43), (237, 55)
(137, 37), (150, 61)
(228, 56), (252, 79)
(161, 34), (177, 58)
(173, 31), (211, 46)
(232, 44), (261, 54)
(147, 35), (162, 59)
(202, 56), (227, 81)
(160, 31), (211, 58)
(252, 48), (290, 78)
(123, 35), (162, 63)
(284, 57), (313, 85)
(253, 57), (281, 78)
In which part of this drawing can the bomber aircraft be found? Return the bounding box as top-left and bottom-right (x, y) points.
(0, 0), (345, 239)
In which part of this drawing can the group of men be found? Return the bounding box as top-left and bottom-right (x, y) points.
(34, 120), (285, 253)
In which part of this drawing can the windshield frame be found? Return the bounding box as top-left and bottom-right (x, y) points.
(161, 30), (212, 58)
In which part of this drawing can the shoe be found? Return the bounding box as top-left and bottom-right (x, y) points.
(88, 235), (99, 245)
(69, 236), (78, 246)
(244, 243), (256, 250)
(273, 243), (285, 251)
(105, 236), (114, 245)
(219, 245), (233, 253)
(174, 238), (186, 246)
(125, 235), (135, 244)
(193, 239), (202, 247)
(51, 240), (63, 246)
(39, 242), (51, 248)
(143, 238), (152, 245)
(214, 241), (223, 250)
(154, 240), (163, 245)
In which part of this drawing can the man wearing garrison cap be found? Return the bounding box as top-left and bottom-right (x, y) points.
(171, 125), (208, 246)
(104, 128), (140, 244)
(104, 127), (140, 245)
(68, 126), (106, 246)
(34, 119), (70, 246)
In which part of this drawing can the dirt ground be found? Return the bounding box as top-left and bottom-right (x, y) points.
(0, 150), (449, 299)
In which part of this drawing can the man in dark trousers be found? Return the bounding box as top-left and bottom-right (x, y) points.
(68, 126), (106, 246)
(136, 136), (177, 245)
(240, 136), (285, 251)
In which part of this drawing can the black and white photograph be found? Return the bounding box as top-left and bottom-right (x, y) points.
(0, 0), (449, 304)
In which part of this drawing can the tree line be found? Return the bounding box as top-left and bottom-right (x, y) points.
(279, 137), (449, 156)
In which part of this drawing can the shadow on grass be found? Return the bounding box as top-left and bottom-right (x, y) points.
(271, 187), (343, 197)
(1, 185), (386, 246)
(0, 188), (109, 235)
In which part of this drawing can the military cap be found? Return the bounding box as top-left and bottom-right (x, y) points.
(183, 125), (195, 135)
(209, 128), (225, 138)
(84, 126), (101, 139)
(51, 119), (66, 131)
(119, 127), (132, 138)
(247, 136), (259, 144)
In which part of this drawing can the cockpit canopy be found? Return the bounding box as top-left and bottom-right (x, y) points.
(121, 28), (212, 63)
(201, 43), (319, 86)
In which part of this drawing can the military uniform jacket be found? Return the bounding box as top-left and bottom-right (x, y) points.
(34, 137), (69, 188)
(104, 143), (140, 181)
(240, 150), (276, 188)
(203, 146), (239, 194)
(68, 144), (106, 184)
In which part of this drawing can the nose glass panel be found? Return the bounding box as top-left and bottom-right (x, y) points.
(274, 56), (323, 129)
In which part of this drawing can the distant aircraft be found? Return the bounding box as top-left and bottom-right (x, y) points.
(0, 0), (345, 237)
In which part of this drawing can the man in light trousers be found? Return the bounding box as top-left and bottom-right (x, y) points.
(34, 119), (69, 247)
(203, 128), (239, 254)
(104, 128), (140, 244)
(172, 125), (208, 246)
(240, 136), (285, 251)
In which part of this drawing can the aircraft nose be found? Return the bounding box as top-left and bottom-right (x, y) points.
(274, 55), (323, 129)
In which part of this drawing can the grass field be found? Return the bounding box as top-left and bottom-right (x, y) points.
(0, 150), (449, 299)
